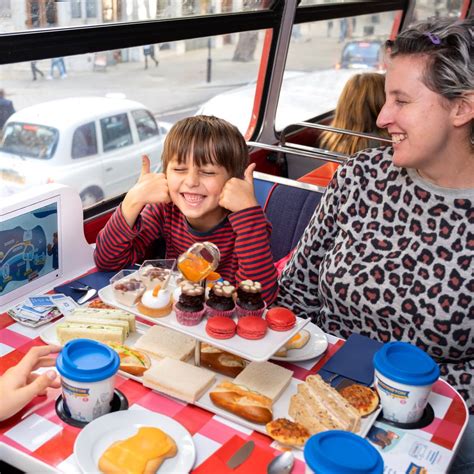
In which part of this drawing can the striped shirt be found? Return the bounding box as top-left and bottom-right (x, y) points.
(94, 203), (278, 304)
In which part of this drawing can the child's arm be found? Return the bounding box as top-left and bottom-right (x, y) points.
(0, 345), (61, 421)
(220, 164), (278, 305)
(94, 156), (170, 270)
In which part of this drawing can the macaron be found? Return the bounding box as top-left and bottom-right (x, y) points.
(206, 316), (236, 339)
(237, 316), (267, 340)
(266, 307), (296, 331)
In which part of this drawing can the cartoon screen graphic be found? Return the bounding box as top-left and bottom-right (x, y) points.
(0, 202), (59, 297)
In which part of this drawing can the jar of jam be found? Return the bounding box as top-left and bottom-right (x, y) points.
(177, 242), (220, 283)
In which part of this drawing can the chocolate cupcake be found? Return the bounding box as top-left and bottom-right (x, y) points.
(174, 282), (206, 326)
(235, 280), (266, 318)
(206, 281), (235, 318)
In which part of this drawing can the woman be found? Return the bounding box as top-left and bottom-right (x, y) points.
(319, 72), (389, 155)
(277, 18), (473, 473)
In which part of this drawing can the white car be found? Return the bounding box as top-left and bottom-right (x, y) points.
(0, 97), (171, 206)
(197, 69), (360, 135)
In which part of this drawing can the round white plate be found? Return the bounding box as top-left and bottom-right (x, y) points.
(271, 322), (328, 362)
(74, 410), (196, 473)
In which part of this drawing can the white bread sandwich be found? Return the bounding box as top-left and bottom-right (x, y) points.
(134, 325), (195, 361)
(233, 361), (292, 403)
(289, 374), (361, 435)
(143, 357), (215, 403)
(70, 307), (136, 332)
(64, 317), (130, 338)
(56, 322), (125, 345)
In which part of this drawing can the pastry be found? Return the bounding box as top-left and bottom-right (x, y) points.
(237, 315), (267, 340)
(235, 280), (265, 318)
(137, 285), (173, 318)
(205, 281), (235, 318)
(200, 343), (247, 377)
(265, 307), (296, 331)
(266, 418), (310, 448)
(112, 277), (145, 306)
(339, 383), (380, 416)
(174, 282), (205, 326)
(206, 316), (236, 339)
(274, 330), (310, 357)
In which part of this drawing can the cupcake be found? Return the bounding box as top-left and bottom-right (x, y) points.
(174, 282), (206, 326)
(235, 280), (266, 318)
(137, 285), (173, 318)
(205, 281), (236, 318)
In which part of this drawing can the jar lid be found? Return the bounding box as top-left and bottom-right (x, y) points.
(373, 341), (439, 386)
(304, 431), (383, 474)
(56, 339), (120, 383)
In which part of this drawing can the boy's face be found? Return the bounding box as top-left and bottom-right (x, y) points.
(166, 155), (231, 231)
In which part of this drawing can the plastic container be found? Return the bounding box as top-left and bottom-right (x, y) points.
(138, 259), (177, 290)
(56, 339), (120, 423)
(110, 269), (145, 306)
(304, 431), (383, 474)
(177, 242), (220, 282)
(373, 341), (440, 424)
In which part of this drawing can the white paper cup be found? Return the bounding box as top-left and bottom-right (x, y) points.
(373, 342), (439, 424)
(56, 339), (120, 423)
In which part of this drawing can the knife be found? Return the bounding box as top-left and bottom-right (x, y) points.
(226, 440), (255, 469)
(77, 288), (97, 305)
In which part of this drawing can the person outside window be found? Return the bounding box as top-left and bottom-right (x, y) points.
(143, 45), (159, 69)
(0, 89), (15, 129)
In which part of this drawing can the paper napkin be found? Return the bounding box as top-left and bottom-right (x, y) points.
(319, 333), (383, 386)
(192, 435), (275, 473)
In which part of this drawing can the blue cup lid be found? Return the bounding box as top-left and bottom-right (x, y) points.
(56, 339), (120, 383)
(373, 341), (440, 386)
(304, 431), (383, 474)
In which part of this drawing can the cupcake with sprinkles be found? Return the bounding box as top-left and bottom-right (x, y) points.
(205, 281), (236, 318)
(235, 280), (266, 318)
(174, 282), (206, 326)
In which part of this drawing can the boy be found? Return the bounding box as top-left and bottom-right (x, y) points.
(94, 115), (278, 304)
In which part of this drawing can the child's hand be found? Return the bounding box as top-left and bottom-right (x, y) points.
(130, 155), (171, 206)
(219, 163), (258, 213)
(0, 345), (62, 421)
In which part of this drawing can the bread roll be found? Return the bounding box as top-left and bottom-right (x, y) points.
(209, 380), (273, 424)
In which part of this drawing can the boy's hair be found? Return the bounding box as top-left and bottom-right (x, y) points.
(162, 115), (249, 178)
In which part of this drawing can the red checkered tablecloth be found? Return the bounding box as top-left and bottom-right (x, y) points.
(0, 313), (468, 473)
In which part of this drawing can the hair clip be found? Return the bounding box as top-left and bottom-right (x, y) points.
(424, 32), (441, 45)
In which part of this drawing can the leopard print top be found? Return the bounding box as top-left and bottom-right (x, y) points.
(277, 147), (474, 413)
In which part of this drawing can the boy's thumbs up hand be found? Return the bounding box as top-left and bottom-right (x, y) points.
(132, 155), (170, 205)
(219, 163), (258, 213)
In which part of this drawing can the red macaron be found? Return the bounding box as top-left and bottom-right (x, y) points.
(265, 307), (296, 331)
(206, 316), (236, 339)
(237, 316), (268, 340)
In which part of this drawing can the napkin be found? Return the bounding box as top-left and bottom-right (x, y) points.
(53, 271), (117, 302)
(318, 333), (383, 386)
(192, 435), (275, 474)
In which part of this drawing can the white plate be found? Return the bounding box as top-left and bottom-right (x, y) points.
(74, 410), (196, 474)
(270, 322), (328, 362)
(196, 373), (380, 441)
(99, 284), (311, 362)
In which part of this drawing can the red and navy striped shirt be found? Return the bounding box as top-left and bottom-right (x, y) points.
(94, 203), (278, 304)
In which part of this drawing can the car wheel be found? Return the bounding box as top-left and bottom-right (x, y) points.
(80, 187), (104, 207)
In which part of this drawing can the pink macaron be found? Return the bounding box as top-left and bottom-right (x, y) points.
(237, 316), (268, 340)
(265, 307), (296, 331)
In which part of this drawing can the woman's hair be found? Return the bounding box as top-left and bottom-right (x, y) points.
(162, 115), (248, 178)
(385, 18), (473, 100)
(319, 73), (388, 155)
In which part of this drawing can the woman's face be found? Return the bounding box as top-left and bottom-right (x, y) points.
(166, 155), (231, 231)
(376, 55), (457, 170)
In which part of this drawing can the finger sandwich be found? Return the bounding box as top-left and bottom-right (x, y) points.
(64, 317), (130, 338)
(56, 322), (125, 345)
(143, 357), (215, 403)
(70, 308), (136, 332)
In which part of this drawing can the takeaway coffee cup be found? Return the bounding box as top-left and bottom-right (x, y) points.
(373, 341), (440, 424)
(304, 430), (383, 474)
(56, 339), (120, 423)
